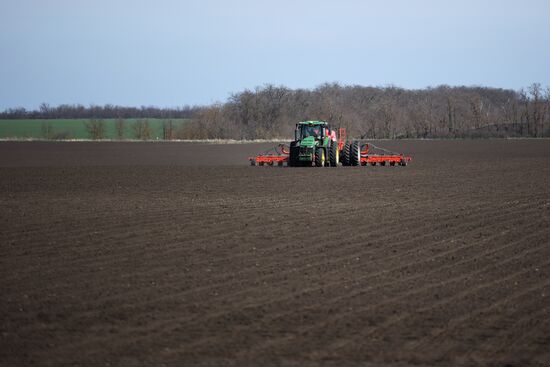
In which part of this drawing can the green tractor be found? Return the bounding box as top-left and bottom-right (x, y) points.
(288, 121), (361, 167)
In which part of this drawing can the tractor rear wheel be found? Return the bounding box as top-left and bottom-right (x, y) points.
(350, 141), (360, 166)
(315, 147), (326, 167)
(341, 142), (351, 166)
(329, 143), (339, 167)
(289, 141), (299, 167)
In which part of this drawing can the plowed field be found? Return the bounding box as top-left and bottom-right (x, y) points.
(1, 140), (549, 366)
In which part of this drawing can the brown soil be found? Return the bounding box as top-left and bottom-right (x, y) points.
(1, 140), (549, 366)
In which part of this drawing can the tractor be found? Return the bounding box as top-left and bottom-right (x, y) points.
(249, 120), (411, 167)
(288, 121), (360, 167)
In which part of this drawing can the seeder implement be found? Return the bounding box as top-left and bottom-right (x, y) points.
(360, 144), (411, 166)
(249, 144), (290, 166)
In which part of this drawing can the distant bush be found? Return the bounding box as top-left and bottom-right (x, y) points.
(162, 119), (176, 140)
(132, 119), (151, 140)
(41, 121), (54, 140)
(115, 118), (125, 140)
(84, 119), (106, 140)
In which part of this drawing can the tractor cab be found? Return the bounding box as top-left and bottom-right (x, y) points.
(295, 121), (327, 141)
(297, 124), (323, 139)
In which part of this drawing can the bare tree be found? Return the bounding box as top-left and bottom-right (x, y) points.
(132, 119), (152, 140)
(501, 97), (520, 136)
(162, 119), (174, 140)
(544, 87), (550, 137)
(39, 103), (51, 118)
(84, 119), (106, 140)
(41, 121), (54, 139)
(528, 83), (543, 137)
(446, 96), (456, 135)
(379, 103), (395, 139)
(469, 94), (485, 130)
(115, 118), (125, 140)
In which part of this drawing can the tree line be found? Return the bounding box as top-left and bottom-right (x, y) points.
(185, 83), (550, 139)
(3, 83), (550, 139)
(1, 104), (199, 119)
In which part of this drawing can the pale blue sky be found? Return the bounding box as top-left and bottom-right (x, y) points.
(1, 0), (549, 109)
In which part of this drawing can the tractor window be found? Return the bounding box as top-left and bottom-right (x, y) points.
(301, 125), (321, 138)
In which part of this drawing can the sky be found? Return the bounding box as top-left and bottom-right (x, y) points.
(0, 0), (549, 110)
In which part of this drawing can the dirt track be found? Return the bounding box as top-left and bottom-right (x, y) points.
(1, 140), (549, 366)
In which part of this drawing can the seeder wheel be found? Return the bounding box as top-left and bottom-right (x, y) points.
(350, 141), (360, 166)
(341, 142), (351, 166)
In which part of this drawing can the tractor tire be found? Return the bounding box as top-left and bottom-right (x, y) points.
(350, 141), (360, 166)
(289, 141), (299, 167)
(315, 147), (326, 167)
(400, 159), (407, 166)
(341, 142), (351, 166)
(329, 143), (339, 167)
